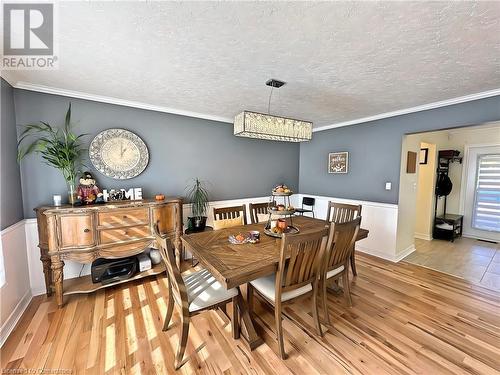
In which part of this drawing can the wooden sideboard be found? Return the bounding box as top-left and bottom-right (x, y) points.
(35, 198), (183, 307)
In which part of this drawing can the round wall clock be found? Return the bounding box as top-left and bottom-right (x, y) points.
(89, 129), (149, 179)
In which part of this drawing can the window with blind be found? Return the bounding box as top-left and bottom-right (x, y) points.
(472, 154), (500, 233)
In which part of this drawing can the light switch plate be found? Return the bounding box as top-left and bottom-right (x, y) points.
(385, 182), (392, 190)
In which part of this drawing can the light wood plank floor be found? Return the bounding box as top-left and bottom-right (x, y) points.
(1, 254), (499, 374)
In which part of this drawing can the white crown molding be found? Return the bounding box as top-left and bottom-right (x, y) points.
(9, 81), (500, 132)
(313, 88), (500, 133)
(12, 82), (234, 124)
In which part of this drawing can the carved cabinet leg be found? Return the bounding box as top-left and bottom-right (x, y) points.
(51, 256), (64, 307)
(40, 247), (52, 296)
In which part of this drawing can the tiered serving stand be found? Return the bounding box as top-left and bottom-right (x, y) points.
(263, 190), (300, 238)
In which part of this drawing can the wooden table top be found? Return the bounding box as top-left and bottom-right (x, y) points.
(181, 216), (369, 290)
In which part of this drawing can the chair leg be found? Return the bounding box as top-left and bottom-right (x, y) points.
(231, 296), (240, 339)
(275, 304), (287, 360)
(342, 272), (352, 307)
(312, 284), (323, 337)
(163, 279), (175, 331)
(350, 249), (357, 276)
(247, 283), (254, 320)
(174, 311), (190, 370)
(321, 278), (331, 325)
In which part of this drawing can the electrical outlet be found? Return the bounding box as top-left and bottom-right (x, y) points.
(385, 182), (392, 191)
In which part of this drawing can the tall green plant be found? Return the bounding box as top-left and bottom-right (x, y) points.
(185, 178), (210, 218)
(17, 104), (86, 186)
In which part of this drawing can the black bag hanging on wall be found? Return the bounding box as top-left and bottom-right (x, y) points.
(435, 172), (453, 197)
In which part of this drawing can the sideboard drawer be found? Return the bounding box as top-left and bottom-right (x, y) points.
(59, 215), (95, 248)
(98, 209), (149, 228)
(99, 225), (151, 244)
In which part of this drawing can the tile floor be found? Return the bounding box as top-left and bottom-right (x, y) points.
(403, 237), (500, 290)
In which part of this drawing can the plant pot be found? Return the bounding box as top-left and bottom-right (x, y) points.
(188, 216), (207, 232)
(67, 182), (77, 205)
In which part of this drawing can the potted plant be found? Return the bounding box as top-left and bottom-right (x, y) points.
(17, 104), (86, 205)
(185, 178), (210, 232)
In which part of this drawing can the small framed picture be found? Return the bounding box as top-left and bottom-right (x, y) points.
(328, 152), (349, 174)
(419, 148), (429, 165)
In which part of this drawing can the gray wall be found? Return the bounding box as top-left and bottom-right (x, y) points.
(299, 95), (500, 204)
(14, 90), (300, 218)
(1, 79), (24, 229)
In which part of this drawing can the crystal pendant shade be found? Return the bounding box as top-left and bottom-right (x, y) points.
(233, 111), (313, 142)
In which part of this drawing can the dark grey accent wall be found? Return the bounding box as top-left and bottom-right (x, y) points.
(299, 95), (500, 204)
(1, 79), (24, 229)
(14, 90), (300, 218)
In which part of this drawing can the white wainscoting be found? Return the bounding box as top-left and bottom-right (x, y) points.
(294, 194), (401, 261)
(0, 221), (31, 347)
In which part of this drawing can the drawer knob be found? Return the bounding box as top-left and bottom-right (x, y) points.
(123, 215), (128, 219)
(83, 228), (90, 233)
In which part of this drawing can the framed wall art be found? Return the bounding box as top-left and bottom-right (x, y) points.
(328, 152), (349, 174)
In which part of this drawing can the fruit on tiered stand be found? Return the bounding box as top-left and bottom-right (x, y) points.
(264, 184), (299, 238)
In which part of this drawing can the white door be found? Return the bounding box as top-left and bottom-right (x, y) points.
(463, 145), (500, 241)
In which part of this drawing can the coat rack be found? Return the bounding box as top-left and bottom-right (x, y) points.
(433, 150), (464, 242)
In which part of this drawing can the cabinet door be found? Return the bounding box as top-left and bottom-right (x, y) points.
(59, 214), (95, 248)
(152, 204), (176, 234)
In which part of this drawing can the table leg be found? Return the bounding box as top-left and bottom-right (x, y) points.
(236, 286), (263, 350)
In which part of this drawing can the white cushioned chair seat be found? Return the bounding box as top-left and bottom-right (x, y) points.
(183, 269), (238, 312)
(326, 265), (344, 279)
(250, 274), (312, 302)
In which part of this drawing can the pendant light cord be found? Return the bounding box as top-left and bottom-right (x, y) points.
(267, 86), (274, 115)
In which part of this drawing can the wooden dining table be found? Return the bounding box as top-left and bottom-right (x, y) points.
(181, 215), (369, 350)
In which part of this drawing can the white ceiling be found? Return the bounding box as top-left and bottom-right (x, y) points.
(3, 1), (500, 128)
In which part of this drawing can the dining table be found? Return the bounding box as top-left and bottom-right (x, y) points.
(181, 215), (369, 350)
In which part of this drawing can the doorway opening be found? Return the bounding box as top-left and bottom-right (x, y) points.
(397, 122), (500, 290)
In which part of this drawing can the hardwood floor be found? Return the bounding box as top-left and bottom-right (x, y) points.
(2, 254), (499, 374)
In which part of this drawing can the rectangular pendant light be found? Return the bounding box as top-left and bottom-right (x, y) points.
(233, 111), (313, 142)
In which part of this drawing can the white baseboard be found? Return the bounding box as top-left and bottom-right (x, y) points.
(395, 244), (416, 262)
(357, 243), (415, 263)
(0, 290), (32, 348)
(414, 232), (432, 241)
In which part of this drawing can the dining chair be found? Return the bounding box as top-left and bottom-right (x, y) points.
(153, 224), (240, 369)
(320, 218), (360, 325)
(248, 228), (328, 359)
(325, 202), (362, 276)
(294, 197), (316, 218)
(213, 204), (248, 229)
(249, 202), (270, 224)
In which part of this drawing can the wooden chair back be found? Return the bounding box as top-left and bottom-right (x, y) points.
(153, 224), (188, 308)
(326, 202), (362, 223)
(277, 228), (328, 294)
(213, 205), (248, 225)
(325, 218), (360, 271)
(249, 202), (270, 224)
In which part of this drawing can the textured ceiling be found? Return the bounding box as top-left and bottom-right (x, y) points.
(3, 1), (500, 127)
